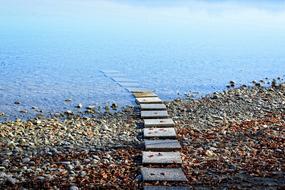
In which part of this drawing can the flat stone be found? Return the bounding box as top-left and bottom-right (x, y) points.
(144, 119), (175, 128)
(140, 104), (167, 110)
(141, 111), (169, 118)
(133, 92), (158, 98)
(141, 167), (188, 182)
(144, 186), (190, 190)
(118, 82), (140, 87)
(126, 87), (152, 93)
(144, 140), (181, 151)
(142, 151), (182, 164)
(136, 97), (162, 104)
(144, 128), (176, 139)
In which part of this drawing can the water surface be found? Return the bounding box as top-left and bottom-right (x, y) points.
(1, 0), (285, 121)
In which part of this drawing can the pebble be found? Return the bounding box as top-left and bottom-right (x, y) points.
(14, 101), (20, 105)
(22, 157), (30, 164)
(76, 103), (83, 108)
(69, 185), (79, 190)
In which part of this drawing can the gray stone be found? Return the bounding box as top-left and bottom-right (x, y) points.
(118, 82), (139, 87)
(141, 111), (169, 119)
(142, 151), (182, 164)
(144, 128), (176, 139)
(141, 167), (188, 182)
(140, 104), (167, 110)
(126, 87), (152, 93)
(144, 186), (191, 190)
(144, 140), (181, 151)
(144, 118), (175, 128)
(133, 92), (158, 98)
(136, 97), (162, 104)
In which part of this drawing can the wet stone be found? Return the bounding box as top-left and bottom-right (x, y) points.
(127, 87), (152, 93)
(144, 128), (176, 139)
(118, 82), (139, 87)
(144, 118), (175, 128)
(144, 140), (181, 151)
(141, 111), (169, 119)
(136, 97), (162, 104)
(142, 151), (182, 164)
(141, 167), (188, 182)
(133, 92), (158, 98)
(140, 104), (167, 110)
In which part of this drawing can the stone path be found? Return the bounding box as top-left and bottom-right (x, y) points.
(101, 70), (189, 189)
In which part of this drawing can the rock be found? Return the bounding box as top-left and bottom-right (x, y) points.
(20, 110), (28, 114)
(111, 103), (118, 110)
(65, 110), (73, 115)
(205, 150), (216, 157)
(14, 101), (20, 105)
(7, 176), (17, 185)
(76, 103), (83, 108)
(86, 105), (95, 110)
(22, 157), (30, 164)
(0, 112), (5, 117)
(69, 185), (79, 190)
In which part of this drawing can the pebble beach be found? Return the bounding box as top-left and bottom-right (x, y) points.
(0, 80), (285, 189)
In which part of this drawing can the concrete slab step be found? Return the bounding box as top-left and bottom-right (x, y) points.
(141, 167), (188, 182)
(118, 82), (140, 87)
(142, 151), (182, 164)
(144, 119), (175, 128)
(136, 97), (162, 104)
(140, 104), (167, 110)
(144, 128), (176, 139)
(133, 92), (158, 98)
(141, 111), (169, 119)
(126, 87), (152, 93)
(144, 140), (181, 151)
(144, 186), (190, 190)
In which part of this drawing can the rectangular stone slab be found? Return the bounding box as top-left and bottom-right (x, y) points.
(140, 104), (167, 110)
(118, 82), (140, 87)
(142, 151), (182, 164)
(141, 111), (169, 119)
(133, 92), (157, 98)
(141, 167), (188, 182)
(144, 119), (175, 128)
(144, 186), (190, 190)
(144, 128), (176, 139)
(144, 140), (181, 151)
(136, 97), (162, 104)
(126, 87), (152, 93)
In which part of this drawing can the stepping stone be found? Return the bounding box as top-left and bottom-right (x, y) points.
(118, 82), (140, 87)
(144, 186), (190, 190)
(141, 111), (169, 119)
(115, 78), (138, 83)
(144, 140), (181, 151)
(140, 104), (167, 110)
(136, 97), (162, 104)
(144, 128), (176, 139)
(133, 92), (158, 98)
(126, 87), (152, 93)
(141, 167), (188, 182)
(142, 151), (182, 164)
(144, 119), (175, 128)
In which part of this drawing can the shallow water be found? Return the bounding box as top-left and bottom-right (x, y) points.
(1, 0), (285, 121)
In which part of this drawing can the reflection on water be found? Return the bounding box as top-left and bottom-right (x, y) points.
(0, 0), (285, 121)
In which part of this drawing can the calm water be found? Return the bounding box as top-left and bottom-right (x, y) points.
(1, 0), (285, 121)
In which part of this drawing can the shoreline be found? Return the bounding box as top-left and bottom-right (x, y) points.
(1, 81), (285, 189)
